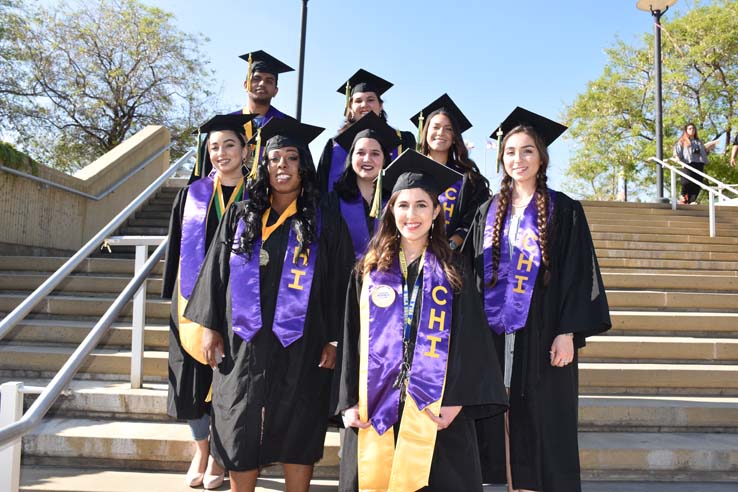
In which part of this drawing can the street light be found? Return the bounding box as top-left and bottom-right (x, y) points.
(636, 0), (677, 200)
(295, 0), (309, 121)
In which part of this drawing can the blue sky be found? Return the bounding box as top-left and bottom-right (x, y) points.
(146, 0), (696, 193)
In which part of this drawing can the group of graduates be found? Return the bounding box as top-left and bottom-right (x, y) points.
(161, 50), (612, 492)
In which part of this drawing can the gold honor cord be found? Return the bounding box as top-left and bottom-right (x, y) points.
(213, 177), (244, 221)
(194, 130), (202, 178)
(248, 128), (262, 181)
(344, 81), (352, 118)
(395, 129), (403, 155)
(369, 170), (383, 219)
(496, 127), (504, 174)
(261, 198), (298, 243)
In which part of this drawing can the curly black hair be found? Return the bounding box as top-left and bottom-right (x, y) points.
(233, 143), (321, 258)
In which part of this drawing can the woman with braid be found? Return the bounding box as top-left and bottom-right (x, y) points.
(467, 108), (611, 492)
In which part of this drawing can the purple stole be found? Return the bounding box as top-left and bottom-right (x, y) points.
(339, 197), (379, 258)
(229, 213), (320, 347)
(482, 190), (555, 335)
(363, 251), (452, 434)
(327, 134), (404, 192)
(179, 175), (215, 299)
(439, 178), (463, 228)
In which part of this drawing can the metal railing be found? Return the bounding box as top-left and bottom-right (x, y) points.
(666, 157), (738, 204)
(0, 143), (173, 201)
(0, 149), (192, 492)
(0, 149), (193, 341)
(649, 156), (735, 237)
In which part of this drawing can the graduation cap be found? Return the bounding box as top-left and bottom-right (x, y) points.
(190, 114), (257, 181)
(239, 50), (294, 91)
(246, 117), (324, 179)
(336, 69), (393, 117)
(373, 149), (462, 217)
(410, 93), (473, 142)
(490, 107), (567, 173)
(333, 111), (402, 152)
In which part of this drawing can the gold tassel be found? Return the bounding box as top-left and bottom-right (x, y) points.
(496, 127), (503, 174)
(246, 53), (253, 93)
(416, 112), (424, 152)
(248, 128), (261, 181)
(344, 81), (351, 118)
(369, 168), (383, 218)
(194, 130), (202, 177)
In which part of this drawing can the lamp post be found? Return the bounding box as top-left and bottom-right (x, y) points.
(636, 0), (677, 200)
(295, 0), (309, 121)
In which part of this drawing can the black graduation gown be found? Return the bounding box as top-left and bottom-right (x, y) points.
(468, 192), (611, 492)
(316, 130), (417, 194)
(161, 184), (237, 420)
(444, 162), (490, 241)
(337, 255), (508, 492)
(183, 198), (353, 471)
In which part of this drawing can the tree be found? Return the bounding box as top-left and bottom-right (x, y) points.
(1, 0), (215, 171)
(564, 0), (738, 200)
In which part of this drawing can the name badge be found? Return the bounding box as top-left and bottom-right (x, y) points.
(372, 285), (396, 308)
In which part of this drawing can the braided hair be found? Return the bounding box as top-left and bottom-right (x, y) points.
(489, 125), (551, 287)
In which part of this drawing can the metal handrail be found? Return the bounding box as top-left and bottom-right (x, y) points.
(0, 149), (193, 341)
(648, 156), (725, 237)
(0, 143), (173, 201)
(0, 239), (167, 451)
(666, 157), (738, 200)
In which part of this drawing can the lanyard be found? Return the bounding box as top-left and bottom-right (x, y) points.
(399, 248), (425, 341)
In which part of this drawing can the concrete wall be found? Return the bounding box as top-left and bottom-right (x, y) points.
(0, 126), (170, 255)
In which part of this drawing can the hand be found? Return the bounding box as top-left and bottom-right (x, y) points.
(550, 334), (574, 367)
(731, 157), (736, 168)
(342, 405), (370, 429)
(424, 405), (462, 430)
(201, 329), (224, 369)
(318, 343), (337, 369)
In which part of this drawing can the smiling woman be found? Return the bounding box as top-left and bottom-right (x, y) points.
(183, 117), (355, 492)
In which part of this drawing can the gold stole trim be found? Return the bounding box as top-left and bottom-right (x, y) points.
(357, 277), (449, 492)
(177, 279), (208, 366)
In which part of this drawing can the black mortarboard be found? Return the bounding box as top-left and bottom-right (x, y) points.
(336, 69), (393, 97)
(410, 93), (472, 134)
(246, 117), (324, 179)
(382, 149), (462, 196)
(490, 106), (567, 147)
(334, 112), (401, 152)
(239, 50), (294, 76)
(196, 113), (256, 135)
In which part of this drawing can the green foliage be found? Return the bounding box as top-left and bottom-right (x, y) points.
(0, 141), (39, 174)
(1, 0), (215, 172)
(564, 0), (738, 200)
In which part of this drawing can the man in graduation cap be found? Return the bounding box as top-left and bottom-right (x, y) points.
(162, 113), (255, 489)
(184, 116), (355, 492)
(336, 149), (507, 492)
(468, 107), (611, 492)
(316, 68), (416, 194)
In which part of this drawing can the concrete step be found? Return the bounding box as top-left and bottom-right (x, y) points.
(579, 395), (738, 432)
(0, 292), (170, 318)
(599, 257), (738, 271)
(610, 311), (738, 337)
(3, 318), (168, 349)
(594, 239), (738, 253)
(133, 210), (171, 220)
(602, 267), (738, 277)
(584, 208), (738, 223)
(601, 272), (738, 292)
(0, 257), (164, 276)
(21, 419), (340, 471)
(582, 199), (738, 216)
(116, 226), (169, 236)
(589, 222), (728, 238)
(591, 231), (738, 246)
(18, 470), (738, 492)
(125, 217), (170, 227)
(597, 248), (738, 262)
(606, 290), (738, 311)
(0, 344), (167, 379)
(0, 272), (163, 295)
(580, 363), (738, 396)
(581, 336), (738, 364)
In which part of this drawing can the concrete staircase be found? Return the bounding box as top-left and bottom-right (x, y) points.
(1, 199), (737, 489)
